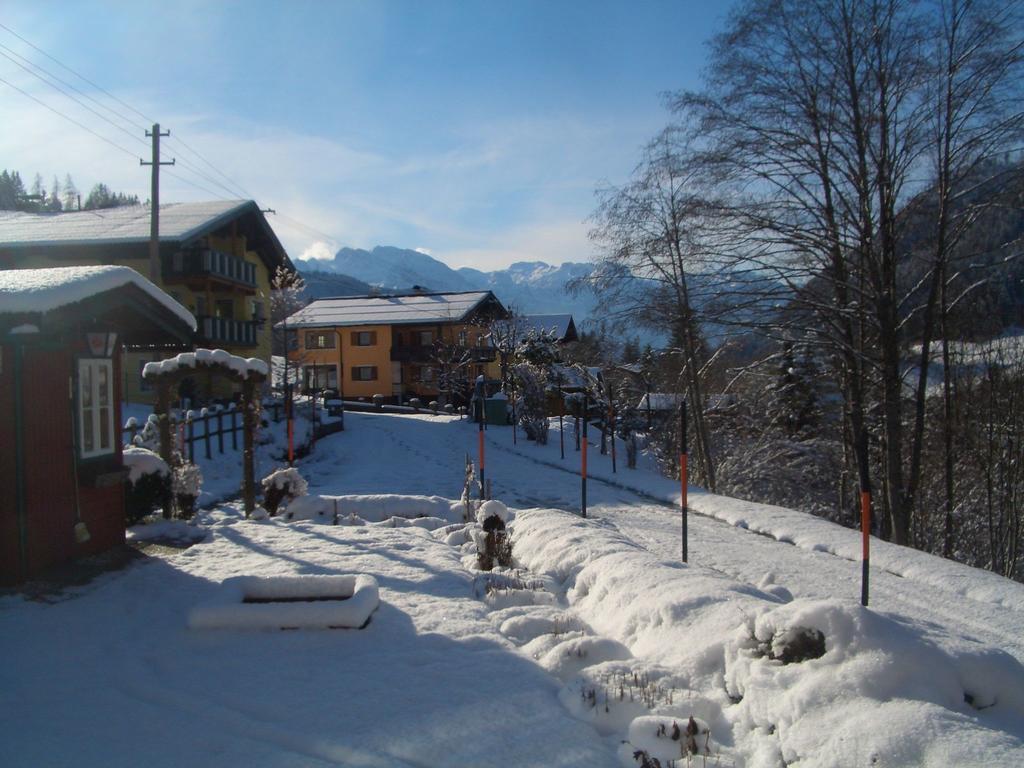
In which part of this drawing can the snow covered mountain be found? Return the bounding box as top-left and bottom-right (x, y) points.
(297, 246), (600, 323)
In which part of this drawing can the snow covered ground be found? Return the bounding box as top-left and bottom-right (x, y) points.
(2, 411), (1023, 767)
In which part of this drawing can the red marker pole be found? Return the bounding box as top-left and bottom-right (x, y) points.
(680, 400), (688, 563)
(581, 393), (588, 518)
(478, 409), (486, 500)
(859, 431), (871, 606)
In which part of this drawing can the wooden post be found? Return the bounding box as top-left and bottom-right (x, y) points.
(217, 409), (224, 454)
(204, 412), (212, 460)
(156, 380), (173, 519)
(558, 378), (565, 459)
(231, 408), (238, 451)
(186, 415), (195, 464)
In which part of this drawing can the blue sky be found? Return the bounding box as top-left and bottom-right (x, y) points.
(1, 1), (734, 270)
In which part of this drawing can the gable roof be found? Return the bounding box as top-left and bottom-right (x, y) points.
(283, 291), (504, 328)
(0, 200), (294, 272)
(0, 266), (196, 346)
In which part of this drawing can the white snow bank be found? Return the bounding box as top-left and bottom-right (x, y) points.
(282, 494), (461, 524)
(142, 348), (268, 380)
(122, 446), (169, 483)
(188, 574), (379, 630)
(0, 265), (195, 330)
(511, 507), (1024, 767)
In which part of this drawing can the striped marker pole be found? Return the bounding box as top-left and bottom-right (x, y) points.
(478, 409), (486, 500)
(858, 431), (871, 606)
(581, 393), (588, 518)
(680, 400), (688, 564)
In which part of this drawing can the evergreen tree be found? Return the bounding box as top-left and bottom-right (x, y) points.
(48, 176), (62, 212)
(62, 173), (78, 211)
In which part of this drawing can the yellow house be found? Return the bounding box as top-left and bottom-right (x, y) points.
(0, 200), (293, 403)
(283, 291), (508, 404)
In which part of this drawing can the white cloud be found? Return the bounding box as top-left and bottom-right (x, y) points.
(413, 247), (433, 256)
(299, 241), (336, 261)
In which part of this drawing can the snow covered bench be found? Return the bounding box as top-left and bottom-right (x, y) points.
(188, 574), (379, 630)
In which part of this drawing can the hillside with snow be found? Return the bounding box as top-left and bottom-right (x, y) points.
(3, 411), (1023, 767)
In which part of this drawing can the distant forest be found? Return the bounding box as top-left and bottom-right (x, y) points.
(0, 168), (139, 213)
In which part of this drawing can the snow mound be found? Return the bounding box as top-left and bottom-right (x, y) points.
(282, 494), (460, 524)
(188, 574), (379, 631)
(536, 635), (633, 682)
(512, 507), (1024, 767)
(122, 446), (169, 483)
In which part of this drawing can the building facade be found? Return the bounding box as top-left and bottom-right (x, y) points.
(0, 200), (293, 403)
(283, 291), (508, 404)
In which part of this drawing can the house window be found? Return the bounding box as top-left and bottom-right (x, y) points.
(458, 330), (467, 346)
(351, 330), (377, 346)
(303, 365), (337, 391)
(352, 366), (378, 381)
(195, 296), (207, 317)
(305, 331), (335, 349)
(215, 299), (234, 319)
(79, 358), (115, 458)
(251, 300), (265, 323)
(412, 366), (435, 383)
(417, 330), (433, 346)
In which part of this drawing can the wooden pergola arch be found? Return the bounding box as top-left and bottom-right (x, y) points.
(142, 349), (267, 516)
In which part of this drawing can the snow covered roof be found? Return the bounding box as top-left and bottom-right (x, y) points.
(0, 200), (253, 248)
(283, 291), (501, 328)
(143, 348), (268, 380)
(636, 393), (683, 411)
(523, 314), (576, 341)
(0, 265), (196, 331)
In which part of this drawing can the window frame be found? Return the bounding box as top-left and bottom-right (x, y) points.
(78, 357), (116, 459)
(351, 330), (377, 347)
(351, 365), (379, 381)
(305, 331), (336, 350)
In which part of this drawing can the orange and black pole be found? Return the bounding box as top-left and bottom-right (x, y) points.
(478, 404), (486, 500)
(858, 431), (871, 606)
(581, 393), (588, 518)
(680, 400), (688, 563)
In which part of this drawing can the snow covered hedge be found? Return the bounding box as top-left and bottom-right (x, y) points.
(510, 507), (1024, 767)
(123, 446), (171, 524)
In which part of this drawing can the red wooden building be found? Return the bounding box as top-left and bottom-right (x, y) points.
(0, 266), (195, 585)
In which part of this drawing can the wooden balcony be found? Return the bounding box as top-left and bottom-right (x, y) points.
(390, 345), (496, 363)
(164, 248), (258, 291)
(197, 315), (260, 347)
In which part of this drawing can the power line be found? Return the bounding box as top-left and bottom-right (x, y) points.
(0, 75), (142, 161)
(0, 21), (340, 250)
(0, 21), (155, 126)
(0, 48), (151, 150)
(0, 39), (150, 134)
(165, 133), (254, 199)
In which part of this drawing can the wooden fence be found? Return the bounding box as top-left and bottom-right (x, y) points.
(124, 408), (242, 463)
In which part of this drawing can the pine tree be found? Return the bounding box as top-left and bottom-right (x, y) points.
(48, 176), (62, 212)
(62, 173), (78, 211)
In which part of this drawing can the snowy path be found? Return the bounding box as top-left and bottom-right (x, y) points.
(318, 412), (1024, 665)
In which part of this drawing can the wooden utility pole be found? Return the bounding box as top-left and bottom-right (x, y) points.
(140, 123), (174, 282)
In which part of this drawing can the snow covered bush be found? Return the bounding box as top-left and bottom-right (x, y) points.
(475, 500), (514, 571)
(123, 446), (171, 524)
(513, 363), (549, 444)
(131, 413), (161, 451)
(172, 462), (203, 519)
(261, 466), (309, 516)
